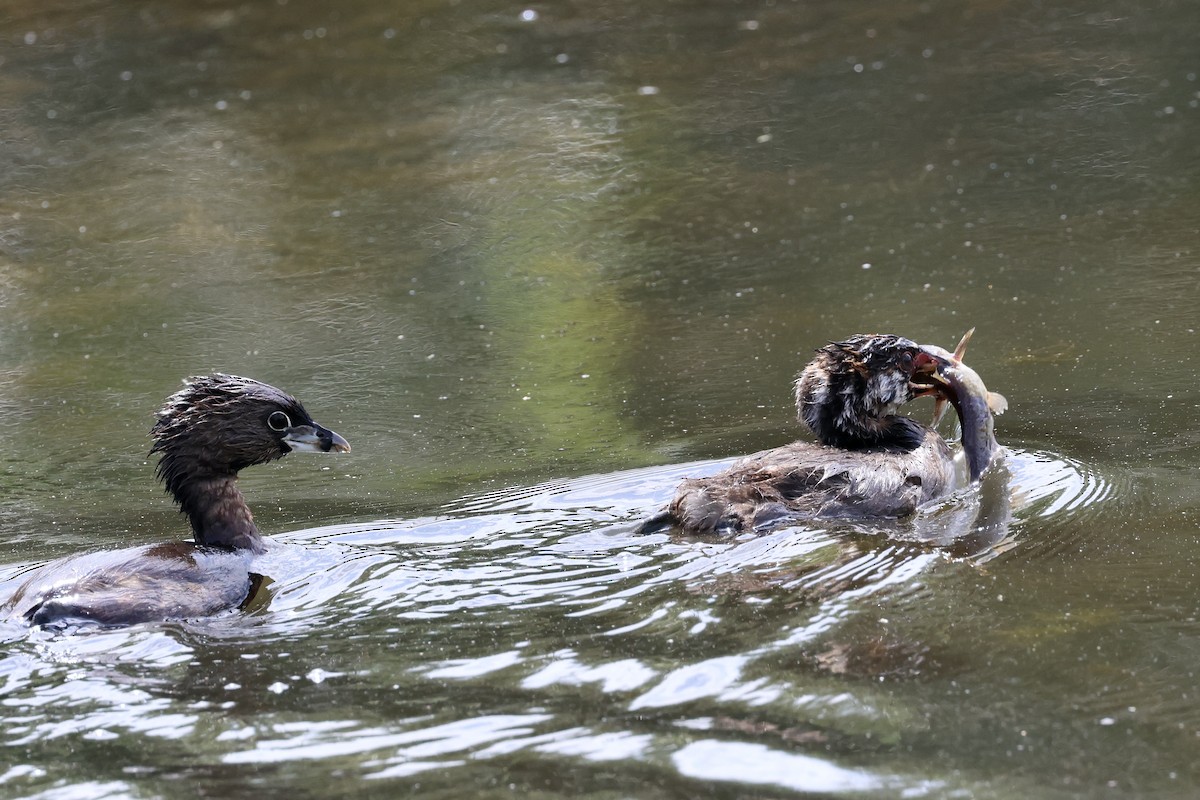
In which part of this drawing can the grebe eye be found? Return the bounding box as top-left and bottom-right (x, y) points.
(267, 411), (291, 431)
(899, 351), (914, 369)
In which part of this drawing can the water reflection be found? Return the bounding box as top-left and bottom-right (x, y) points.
(672, 739), (885, 793)
(2, 447), (1106, 638)
(0, 447), (1112, 795)
(3, 0), (1198, 795)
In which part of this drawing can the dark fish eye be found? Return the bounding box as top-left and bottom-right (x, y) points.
(267, 411), (291, 431)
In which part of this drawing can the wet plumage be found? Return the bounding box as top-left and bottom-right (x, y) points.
(3, 374), (349, 629)
(640, 334), (999, 535)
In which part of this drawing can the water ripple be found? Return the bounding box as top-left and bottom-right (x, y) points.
(672, 739), (886, 793)
(0, 446), (1125, 798)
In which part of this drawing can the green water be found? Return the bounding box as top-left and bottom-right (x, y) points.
(2, 0), (1199, 797)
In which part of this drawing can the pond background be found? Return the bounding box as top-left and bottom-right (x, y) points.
(2, 0), (1199, 797)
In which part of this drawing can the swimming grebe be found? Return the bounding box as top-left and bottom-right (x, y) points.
(639, 333), (1003, 535)
(2, 374), (349, 628)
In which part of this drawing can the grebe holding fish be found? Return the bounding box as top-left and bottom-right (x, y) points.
(639, 330), (1005, 535)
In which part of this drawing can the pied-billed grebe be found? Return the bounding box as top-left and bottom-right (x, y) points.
(639, 333), (1004, 535)
(2, 374), (349, 628)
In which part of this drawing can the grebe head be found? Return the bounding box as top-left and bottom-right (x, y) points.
(150, 374), (349, 481)
(795, 334), (948, 450)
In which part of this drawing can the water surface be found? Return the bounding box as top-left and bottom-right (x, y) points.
(2, 0), (1199, 797)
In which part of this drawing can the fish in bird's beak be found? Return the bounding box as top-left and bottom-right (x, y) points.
(912, 329), (1008, 481)
(909, 348), (954, 401)
(909, 329), (967, 406)
(928, 328), (975, 426)
(916, 328), (1007, 426)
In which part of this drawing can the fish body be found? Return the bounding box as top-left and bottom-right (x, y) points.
(920, 341), (1005, 481)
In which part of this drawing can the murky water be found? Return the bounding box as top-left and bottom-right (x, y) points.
(2, 0), (1199, 797)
